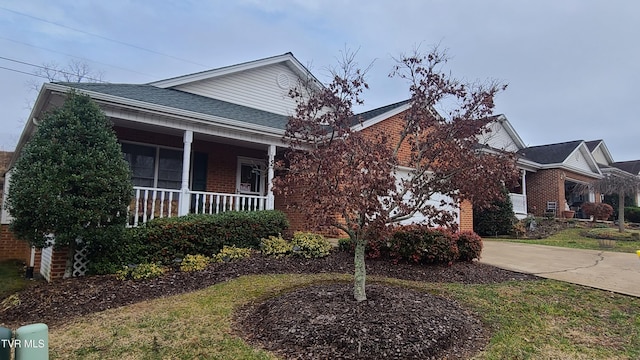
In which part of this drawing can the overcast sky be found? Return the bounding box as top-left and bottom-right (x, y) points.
(1, 0), (638, 161)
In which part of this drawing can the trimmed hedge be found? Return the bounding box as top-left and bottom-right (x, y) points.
(625, 207), (640, 223)
(87, 210), (289, 274)
(341, 225), (483, 265)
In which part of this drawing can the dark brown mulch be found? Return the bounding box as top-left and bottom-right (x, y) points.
(235, 283), (487, 359)
(1, 251), (538, 358)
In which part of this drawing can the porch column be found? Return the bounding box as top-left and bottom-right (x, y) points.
(266, 144), (276, 210)
(178, 130), (193, 216)
(521, 169), (528, 215)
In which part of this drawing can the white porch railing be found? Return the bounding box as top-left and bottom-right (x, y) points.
(128, 186), (269, 226)
(510, 193), (527, 217)
(190, 191), (268, 215)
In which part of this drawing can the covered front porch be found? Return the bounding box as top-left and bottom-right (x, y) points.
(112, 120), (281, 227)
(509, 170), (528, 219)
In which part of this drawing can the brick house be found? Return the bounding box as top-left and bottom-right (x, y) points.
(1, 53), (477, 280)
(477, 117), (608, 219)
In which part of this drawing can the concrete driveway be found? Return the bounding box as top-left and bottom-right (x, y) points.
(480, 241), (640, 298)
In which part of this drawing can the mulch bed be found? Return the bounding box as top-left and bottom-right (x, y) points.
(0, 251), (539, 358)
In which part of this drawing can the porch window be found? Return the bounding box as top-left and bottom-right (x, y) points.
(121, 142), (183, 189)
(237, 158), (265, 195)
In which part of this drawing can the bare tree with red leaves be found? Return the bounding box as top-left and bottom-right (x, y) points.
(274, 47), (519, 301)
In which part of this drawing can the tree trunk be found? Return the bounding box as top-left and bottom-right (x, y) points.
(353, 238), (367, 302)
(618, 192), (625, 233)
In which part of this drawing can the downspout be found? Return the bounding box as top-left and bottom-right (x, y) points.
(25, 247), (35, 278)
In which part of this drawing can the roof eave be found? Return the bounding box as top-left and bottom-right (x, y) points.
(46, 83), (287, 138)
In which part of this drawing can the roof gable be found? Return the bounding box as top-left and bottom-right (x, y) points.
(519, 140), (601, 176)
(478, 114), (526, 151)
(585, 139), (614, 165)
(149, 53), (319, 116)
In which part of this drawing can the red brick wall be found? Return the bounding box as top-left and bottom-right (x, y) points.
(48, 248), (69, 281)
(459, 200), (473, 232)
(526, 169), (600, 216)
(359, 112), (413, 166)
(0, 224), (29, 262)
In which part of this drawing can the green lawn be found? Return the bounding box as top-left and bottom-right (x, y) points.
(47, 274), (640, 359)
(0, 260), (30, 300)
(499, 227), (640, 253)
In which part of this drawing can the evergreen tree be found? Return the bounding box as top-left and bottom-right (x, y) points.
(473, 187), (515, 236)
(6, 91), (132, 277)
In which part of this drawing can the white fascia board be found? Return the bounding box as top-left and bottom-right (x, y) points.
(351, 103), (411, 131)
(563, 142), (602, 175)
(495, 114), (527, 149)
(537, 163), (603, 179)
(516, 158), (540, 172)
(150, 53), (321, 90)
(46, 83), (286, 139)
(595, 141), (615, 165)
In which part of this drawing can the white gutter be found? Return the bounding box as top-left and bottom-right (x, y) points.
(45, 83), (288, 138)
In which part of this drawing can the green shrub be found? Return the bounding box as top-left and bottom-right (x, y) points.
(137, 210), (289, 264)
(116, 262), (166, 280)
(455, 231), (483, 262)
(625, 207), (640, 223)
(473, 188), (515, 236)
(213, 246), (253, 263)
(290, 232), (332, 258)
(388, 225), (458, 265)
(86, 226), (151, 275)
(337, 238), (353, 252)
(260, 235), (293, 258)
(180, 254), (211, 272)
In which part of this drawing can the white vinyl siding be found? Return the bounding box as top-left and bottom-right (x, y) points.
(478, 122), (520, 152)
(591, 147), (609, 165)
(564, 149), (595, 173)
(393, 169), (460, 226)
(174, 63), (300, 116)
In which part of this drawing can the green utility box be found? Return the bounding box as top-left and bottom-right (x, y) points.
(0, 327), (12, 360)
(15, 323), (48, 360)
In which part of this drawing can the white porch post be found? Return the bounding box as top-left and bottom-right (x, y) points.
(178, 130), (193, 216)
(266, 144), (276, 210)
(521, 169), (528, 214)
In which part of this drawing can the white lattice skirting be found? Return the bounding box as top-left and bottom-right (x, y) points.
(72, 246), (89, 277)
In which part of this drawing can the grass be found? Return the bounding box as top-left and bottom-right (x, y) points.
(0, 260), (30, 299)
(46, 274), (640, 359)
(501, 227), (640, 253)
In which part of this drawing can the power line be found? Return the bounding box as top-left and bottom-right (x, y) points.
(0, 65), (51, 80)
(0, 6), (211, 69)
(0, 35), (156, 79)
(0, 55), (108, 83)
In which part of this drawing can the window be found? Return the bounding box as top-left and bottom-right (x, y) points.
(237, 158), (265, 195)
(121, 142), (183, 189)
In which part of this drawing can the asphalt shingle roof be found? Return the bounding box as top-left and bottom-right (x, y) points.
(57, 83), (290, 130)
(518, 140), (583, 164)
(58, 83), (409, 132)
(611, 160), (640, 175)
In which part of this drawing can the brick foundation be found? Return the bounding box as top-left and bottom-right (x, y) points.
(0, 224), (30, 262)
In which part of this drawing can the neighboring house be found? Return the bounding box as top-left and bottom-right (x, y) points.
(586, 140), (640, 206)
(478, 118), (606, 219)
(0, 53), (474, 280)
